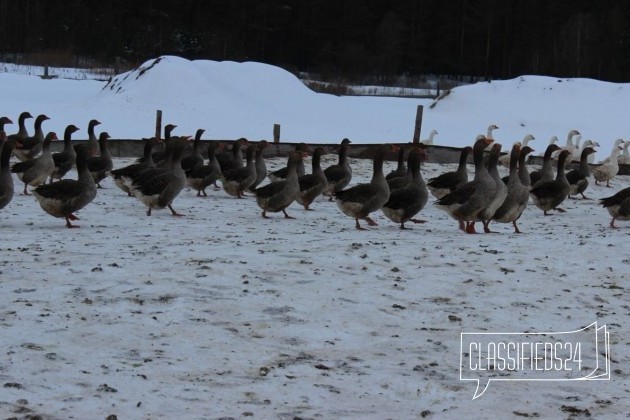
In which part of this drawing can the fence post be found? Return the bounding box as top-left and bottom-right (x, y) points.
(273, 124), (281, 143)
(155, 110), (162, 139)
(412, 105), (424, 143)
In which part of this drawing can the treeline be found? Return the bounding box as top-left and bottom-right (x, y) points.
(1, 0), (630, 82)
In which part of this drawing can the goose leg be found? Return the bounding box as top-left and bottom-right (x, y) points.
(168, 205), (184, 217)
(65, 217), (80, 228)
(262, 210), (269, 219)
(610, 218), (617, 228)
(410, 218), (426, 224)
(282, 209), (295, 219)
(355, 219), (366, 230)
(365, 216), (378, 226)
(23, 183), (30, 195)
(512, 220), (522, 234)
(554, 207), (567, 213)
(465, 221), (477, 234)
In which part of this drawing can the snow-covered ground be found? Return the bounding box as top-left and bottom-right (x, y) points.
(1, 57), (629, 418)
(1, 55), (630, 157)
(1, 153), (629, 418)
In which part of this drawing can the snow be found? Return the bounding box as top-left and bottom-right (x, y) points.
(1, 57), (629, 418)
(2, 55), (630, 155)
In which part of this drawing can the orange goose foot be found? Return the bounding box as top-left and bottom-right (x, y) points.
(465, 222), (477, 234)
(282, 210), (295, 219)
(365, 216), (378, 226)
(169, 205), (185, 217)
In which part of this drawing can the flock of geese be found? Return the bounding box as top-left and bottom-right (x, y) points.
(0, 113), (629, 231)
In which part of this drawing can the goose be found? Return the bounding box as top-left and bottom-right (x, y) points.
(335, 145), (396, 230)
(254, 151), (303, 219)
(618, 140), (630, 165)
(600, 187), (630, 228)
(13, 114), (49, 161)
(386, 144), (407, 180)
(149, 123), (177, 164)
(110, 137), (161, 196)
(579, 140), (600, 164)
(499, 134), (534, 168)
(427, 146), (471, 199)
(530, 150), (572, 215)
(484, 124), (499, 150)
(0, 134), (18, 210)
(87, 132), (113, 187)
(83, 119), (101, 156)
(501, 142), (534, 186)
(530, 143), (561, 187)
(0, 116), (13, 134)
(248, 140), (270, 192)
(32, 145), (97, 228)
(296, 146), (328, 210)
(324, 138), (352, 200)
(268, 143), (308, 181)
(517, 143), (533, 188)
(556, 129), (580, 156)
(11, 132), (57, 194)
(50, 124), (80, 183)
(7, 111), (32, 141)
(181, 129), (205, 172)
(420, 129), (438, 145)
(593, 139), (624, 187)
(382, 147), (429, 229)
(221, 144), (257, 198)
(217, 138), (247, 172)
(570, 134), (582, 162)
(479, 143), (508, 233)
(186, 141), (224, 197)
(567, 147), (596, 199)
(435, 136), (495, 233)
(129, 137), (189, 216)
(538, 135), (559, 157)
(493, 144), (533, 233)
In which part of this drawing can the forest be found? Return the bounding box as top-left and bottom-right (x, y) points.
(1, 0), (630, 83)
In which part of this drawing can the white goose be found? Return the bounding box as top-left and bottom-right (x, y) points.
(618, 140), (630, 165)
(579, 140), (600, 164)
(499, 134), (534, 168)
(539, 135), (559, 156)
(420, 129), (439, 145)
(484, 124), (500, 151)
(593, 139), (624, 187)
(552, 129), (580, 162)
